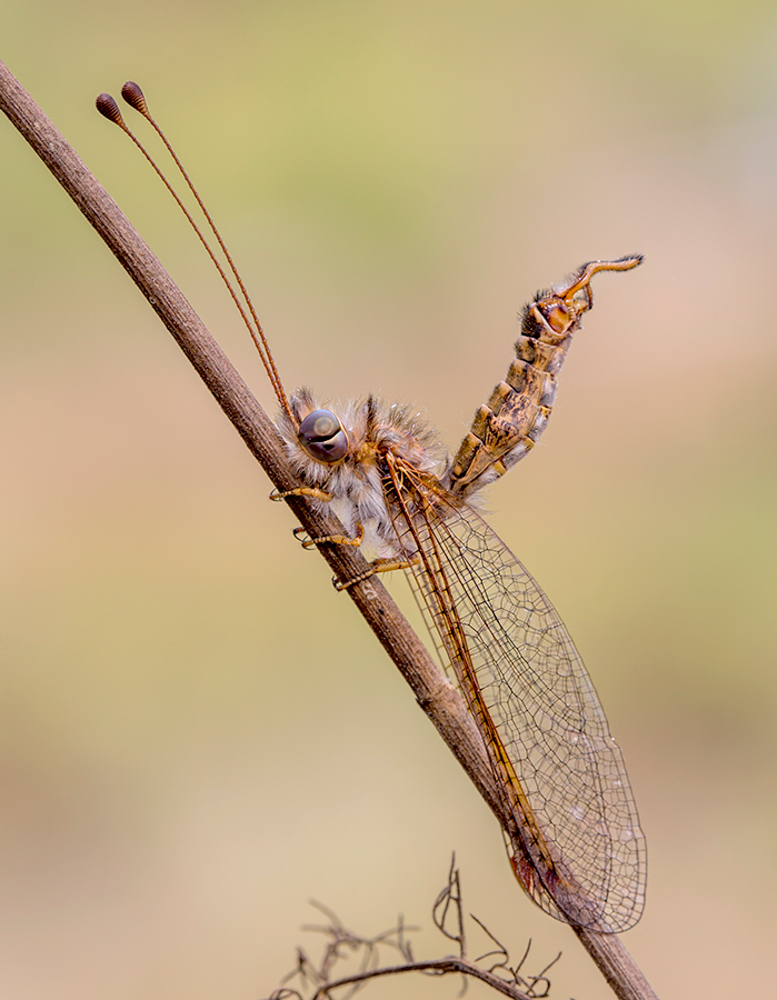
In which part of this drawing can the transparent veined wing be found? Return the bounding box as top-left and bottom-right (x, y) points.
(397, 488), (646, 933)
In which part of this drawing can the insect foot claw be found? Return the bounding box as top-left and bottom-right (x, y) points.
(292, 526), (313, 547)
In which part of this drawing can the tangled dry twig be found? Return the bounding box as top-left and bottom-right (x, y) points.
(266, 859), (561, 1000)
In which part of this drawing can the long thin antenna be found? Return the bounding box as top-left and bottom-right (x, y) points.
(95, 85), (292, 421)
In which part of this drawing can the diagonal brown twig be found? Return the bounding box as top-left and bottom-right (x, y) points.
(0, 59), (658, 1000)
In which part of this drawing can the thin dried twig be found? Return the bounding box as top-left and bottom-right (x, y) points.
(0, 59), (657, 1000)
(267, 861), (555, 1000)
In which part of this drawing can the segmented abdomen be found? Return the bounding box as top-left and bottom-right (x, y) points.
(447, 310), (577, 496)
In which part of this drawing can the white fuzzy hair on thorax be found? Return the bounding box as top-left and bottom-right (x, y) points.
(277, 388), (448, 560)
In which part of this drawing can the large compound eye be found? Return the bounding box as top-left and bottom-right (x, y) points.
(297, 409), (348, 464)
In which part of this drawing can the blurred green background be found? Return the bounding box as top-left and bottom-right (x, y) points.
(2, 2), (776, 998)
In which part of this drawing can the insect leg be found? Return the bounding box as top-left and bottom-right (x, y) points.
(334, 555), (420, 591)
(292, 523), (365, 550)
(269, 486), (333, 502)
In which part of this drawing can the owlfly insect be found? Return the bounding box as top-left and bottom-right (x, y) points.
(97, 83), (647, 934)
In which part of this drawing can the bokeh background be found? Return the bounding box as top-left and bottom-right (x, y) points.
(2, 2), (776, 998)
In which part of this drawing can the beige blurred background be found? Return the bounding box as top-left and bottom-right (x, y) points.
(2, 2), (776, 998)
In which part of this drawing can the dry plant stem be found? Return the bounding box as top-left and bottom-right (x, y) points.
(303, 958), (535, 1000)
(0, 59), (657, 1000)
(280, 867), (553, 1000)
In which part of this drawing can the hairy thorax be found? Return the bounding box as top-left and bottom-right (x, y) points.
(277, 388), (450, 559)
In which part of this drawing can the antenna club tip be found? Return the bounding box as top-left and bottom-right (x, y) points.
(95, 93), (125, 126)
(121, 81), (148, 115)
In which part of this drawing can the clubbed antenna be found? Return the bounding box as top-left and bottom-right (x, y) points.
(95, 82), (291, 420)
(95, 93), (125, 127)
(120, 80), (148, 116)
